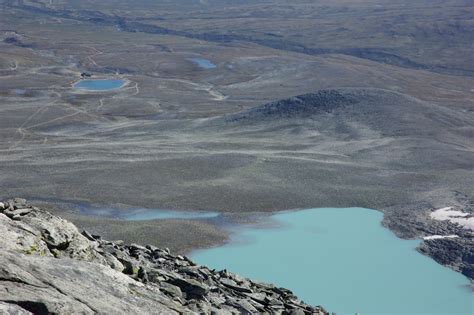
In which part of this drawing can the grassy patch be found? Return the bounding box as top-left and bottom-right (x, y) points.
(23, 244), (37, 255)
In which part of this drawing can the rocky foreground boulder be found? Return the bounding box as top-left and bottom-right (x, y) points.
(0, 198), (328, 314)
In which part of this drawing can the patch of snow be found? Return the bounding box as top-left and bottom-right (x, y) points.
(430, 207), (474, 231)
(423, 235), (459, 240)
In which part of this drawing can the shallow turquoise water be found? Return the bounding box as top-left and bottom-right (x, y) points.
(191, 208), (472, 315)
(73, 79), (125, 91)
(123, 209), (218, 220)
(189, 58), (217, 69)
(76, 203), (219, 221)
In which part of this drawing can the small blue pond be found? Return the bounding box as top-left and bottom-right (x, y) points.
(191, 208), (473, 315)
(189, 58), (217, 69)
(73, 79), (126, 91)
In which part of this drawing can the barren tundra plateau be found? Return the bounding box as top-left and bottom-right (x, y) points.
(0, 0), (473, 313)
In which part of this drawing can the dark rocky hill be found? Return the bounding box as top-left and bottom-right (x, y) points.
(215, 88), (472, 139)
(223, 90), (358, 122)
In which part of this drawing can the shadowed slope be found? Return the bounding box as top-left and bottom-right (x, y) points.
(224, 90), (358, 122)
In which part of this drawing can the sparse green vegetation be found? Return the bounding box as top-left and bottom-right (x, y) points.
(23, 244), (37, 255)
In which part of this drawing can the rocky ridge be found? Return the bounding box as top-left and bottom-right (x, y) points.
(223, 90), (358, 123)
(0, 198), (328, 314)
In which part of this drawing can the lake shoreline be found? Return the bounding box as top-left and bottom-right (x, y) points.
(32, 197), (473, 284)
(191, 207), (472, 314)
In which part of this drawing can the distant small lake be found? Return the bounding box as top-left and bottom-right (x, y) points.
(73, 79), (126, 91)
(189, 58), (217, 69)
(191, 208), (472, 314)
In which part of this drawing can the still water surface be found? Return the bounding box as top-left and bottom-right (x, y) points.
(77, 203), (219, 221)
(191, 208), (472, 315)
(73, 79), (125, 91)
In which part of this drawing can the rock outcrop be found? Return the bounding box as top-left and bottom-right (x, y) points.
(222, 90), (357, 123)
(0, 198), (328, 314)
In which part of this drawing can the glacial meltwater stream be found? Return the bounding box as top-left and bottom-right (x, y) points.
(191, 208), (472, 314)
(75, 203), (219, 221)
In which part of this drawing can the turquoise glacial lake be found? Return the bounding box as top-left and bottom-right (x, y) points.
(191, 208), (472, 315)
(73, 79), (125, 91)
(189, 58), (217, 69)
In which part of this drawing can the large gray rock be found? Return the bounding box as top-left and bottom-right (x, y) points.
(0, 251), (183, 314)
(3, 208), (32, 219)
(0, 302), (33, 315)
(159, 282), (183, 298)
(225, 297), (259, 314)
(220, 278), (253, 293)
(169, 277), (209, 298)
